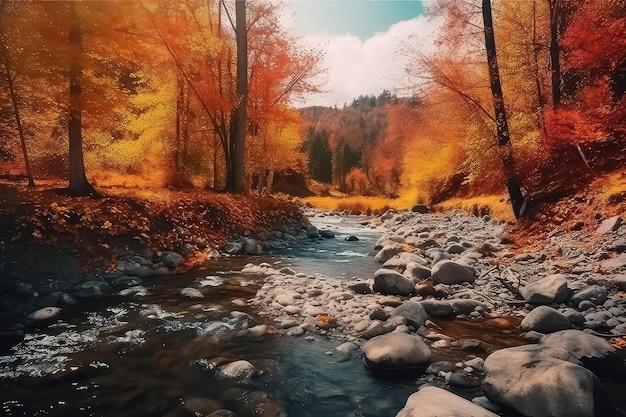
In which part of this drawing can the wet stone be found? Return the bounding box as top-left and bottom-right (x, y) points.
(28, 307), (61, 326)
(449, 370), (481, 387)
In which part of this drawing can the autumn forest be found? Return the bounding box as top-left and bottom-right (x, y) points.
(1, 0), (625, 212)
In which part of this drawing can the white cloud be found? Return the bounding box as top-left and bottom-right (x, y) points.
(297, 15), (442, 107)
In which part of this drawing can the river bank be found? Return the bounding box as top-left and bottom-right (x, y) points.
(0, 182), (308, 353)
(245, 208), (626, 416)
(1, 186), (626, 416)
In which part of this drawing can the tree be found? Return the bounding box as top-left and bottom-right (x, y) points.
(482, 0), (527, 218)
(67, 2), (97, 196)
(0, 0), (34, 187)
(228, 0), (248, 193)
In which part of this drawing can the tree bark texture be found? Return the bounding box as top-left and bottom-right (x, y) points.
(227, 0), (248, 193)
(548, 0), (562, 107)
(67, 3), (96, 196)
(482, 0), (527, 219)
(3, 58), (35, 187)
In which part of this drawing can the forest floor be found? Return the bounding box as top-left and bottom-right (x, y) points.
(0, 178), (306, 272)
(305, 169), (626, 253)
(1, 167), (625, 265)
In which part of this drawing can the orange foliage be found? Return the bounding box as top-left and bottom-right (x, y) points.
(345, 168), (369, 195)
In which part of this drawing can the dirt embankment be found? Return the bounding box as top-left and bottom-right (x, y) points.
(0, 182), (307, 274)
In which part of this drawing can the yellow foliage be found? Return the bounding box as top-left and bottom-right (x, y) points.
(304, 196), (405, 214)
(435, 195), (516, 223)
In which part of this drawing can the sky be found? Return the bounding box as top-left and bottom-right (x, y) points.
(278, 0), (441, 107)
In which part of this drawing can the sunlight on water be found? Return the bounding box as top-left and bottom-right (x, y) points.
(336, 250), (367, 257)
(140, 304), (184, 320)
(197, 275), (224, 287)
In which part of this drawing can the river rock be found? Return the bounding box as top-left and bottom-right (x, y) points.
(383, 252), (428, 269)
(570, 285), (608, 306)
(348, 281), (372, 294)
(540, 329), (622, 376)
(482, 344), (614, 417)
(232, 391), (284, 417)
(561, 307), (585, 326)
(28, 306), (61, 325)
(334, 341), (358, 362)
(183, 397), (223, 416)
(345, 235), (359, 241)
(403, 262), (431, 281)
(369, 307), (388, 321)
(363, 321), (385, 339)
(430, 260), (476, 284)
(449, 299), (486, 315)
(419, 299), (455, 317)
(306, 225), (320, 239)
(521, 274), (569, 304)
(74, 281), (111, 298)
(275, 294), (295, 306)
(243, 238), (262, 255)
(375, 244), (404, 263)
(216, 360), (257, 384)
(391, 302), (427, 329)
(449, 370), (482, 387)
(373, 269), (414, 296)
(411, 204), (430, 214)
(319, 229), (335, 239)
(397, 386), (499, 417)
(362, 332), (431, 371)
(378, 295), (403, 307)
(111, 275), (143, 290)
(180, 287), (204, 299)
(162, 251), (184, 268)
(520, 306), (572, 333)
(597, 216), (623, 234)
(224, 240), (245, 255)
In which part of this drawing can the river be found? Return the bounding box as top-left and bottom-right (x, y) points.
(0, 214), (586, 417)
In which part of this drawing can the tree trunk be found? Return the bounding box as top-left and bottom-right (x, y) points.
(482, 0), (527, 219)
(3, 58), (35, 187)
(532, 1), (549, 140)
(227, 0), (248, 193)
(67, 3), (96, 197)
(175, 75), (183, 176)
(266, 169), (274, 195)
(548, 0), (561, 107)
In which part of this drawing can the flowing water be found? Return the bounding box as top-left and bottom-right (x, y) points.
(1, 215), (620, 417)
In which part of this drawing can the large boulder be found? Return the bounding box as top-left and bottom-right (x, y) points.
(362, 332), (431, 371)
(482, 344), (615, 417)
(521, 274), (569, 304)
(391, 302), (427, 329)
(541, 329), (622, 376)
(430, 260), (476, 285)
(373, 269), (414, 296)
(397, 386), (499, 417)
(520, 306), (572, 333)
